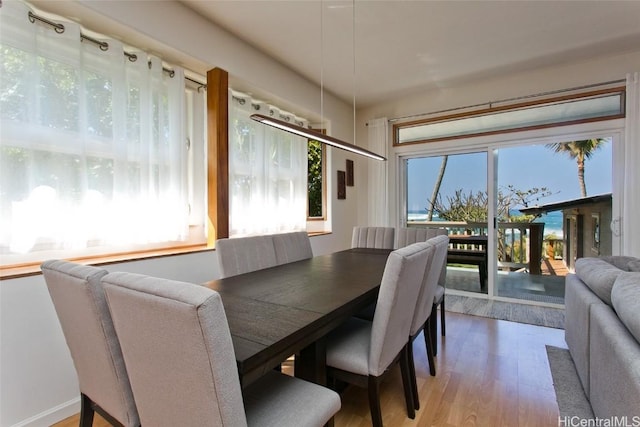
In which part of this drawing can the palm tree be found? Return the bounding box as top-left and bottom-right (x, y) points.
(546, 139), (605, 197)
(426, 155), (448, 221)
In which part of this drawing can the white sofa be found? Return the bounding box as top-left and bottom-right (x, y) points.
(564, 256), (640, 418)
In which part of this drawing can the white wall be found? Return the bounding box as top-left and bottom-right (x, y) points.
(0, 1), (359, 426)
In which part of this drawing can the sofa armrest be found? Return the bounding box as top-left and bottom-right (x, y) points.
(565, 273), (605, 396)
(589, 304), (640, 418)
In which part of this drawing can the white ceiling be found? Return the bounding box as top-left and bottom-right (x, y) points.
(179, 0), (640, 107)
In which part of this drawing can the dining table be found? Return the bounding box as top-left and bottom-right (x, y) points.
(202, 247), (392, 388)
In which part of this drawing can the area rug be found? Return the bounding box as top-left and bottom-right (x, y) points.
(445, 294), (565, 329)
(546, 345), (594, 419)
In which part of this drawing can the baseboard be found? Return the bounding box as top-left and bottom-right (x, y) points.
(10, 397), (80, 427)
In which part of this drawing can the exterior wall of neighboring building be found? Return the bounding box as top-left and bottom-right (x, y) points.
(563, 199), (613, 271)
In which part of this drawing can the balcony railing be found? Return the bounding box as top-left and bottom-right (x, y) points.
(407, 221), (547, 274)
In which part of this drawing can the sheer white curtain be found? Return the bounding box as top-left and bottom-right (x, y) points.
(0, 1), (187, 263)
(367, 117), (389, 226)
(623, 72), (640, 256)
(228, 91), (308, 236)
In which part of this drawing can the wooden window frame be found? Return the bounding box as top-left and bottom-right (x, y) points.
(393, 87), (625, 146)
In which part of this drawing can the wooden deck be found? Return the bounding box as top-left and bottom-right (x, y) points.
(540, 258), (569, 276)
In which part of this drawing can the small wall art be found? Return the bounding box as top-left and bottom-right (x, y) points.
(337, 170), (346, 199)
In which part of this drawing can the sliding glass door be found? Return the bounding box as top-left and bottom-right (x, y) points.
(404, 136), (613, 306)
(493, 138), (612, 304)
(406, 151), (488, 295)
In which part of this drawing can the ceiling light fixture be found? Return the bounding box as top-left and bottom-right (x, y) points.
(250, 113), (386, 160)
(250, 2), (386, 161)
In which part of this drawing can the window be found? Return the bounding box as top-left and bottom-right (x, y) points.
(394, 87), (625, 145)
(307, 138), (325, 219)
(0, 2), (205, 268)
(227, 91), (309, 236)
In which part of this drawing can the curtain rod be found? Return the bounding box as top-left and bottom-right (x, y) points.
(388, 79), (626, 123)
(27, 10), (207, 89)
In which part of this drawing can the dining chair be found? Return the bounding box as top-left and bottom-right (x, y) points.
(101, 271), (341, 427)
(351, 226), (395, 249)
(396, 227), (449, 356)
(216, 235), (278, 278)
(406, 234), (449, 410)
(40, 260), (140, 427)
(272, 231), (313, 265)
(325, 242), (431, 427)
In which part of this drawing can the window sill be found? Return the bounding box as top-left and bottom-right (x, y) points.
(0, 244), (214, 280)
(0, 231), (332, 280)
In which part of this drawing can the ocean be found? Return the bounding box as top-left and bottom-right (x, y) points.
(407, 210), (563, 238)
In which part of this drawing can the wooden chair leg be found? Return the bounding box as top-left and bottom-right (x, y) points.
(479, 261), (487, 289)
(367, 376), (384, 427)
(430, 304), (438, 356)
(440, 294), (446, 337)
(399, 346), (416, 419)
(80, 393), (95, 427)
(424, 319), (436, 376)
(407, 337), (420, 410)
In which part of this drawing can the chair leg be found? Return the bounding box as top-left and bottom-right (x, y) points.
(80, 393), (95, 427)
(430, 304), (438, 356)
(399, 345), (416, 420)
(479, 261), (487, 290)
(407, 337), (420, 410)
(367, 376), (384, 427)
(440, 294), (446, 337)
(424, 320), (436, 376)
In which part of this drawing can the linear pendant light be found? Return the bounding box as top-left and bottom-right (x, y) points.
(250, 1), (385, 162)
(250, 113), (386, 161)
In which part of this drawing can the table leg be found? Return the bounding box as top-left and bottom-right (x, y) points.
(295, 337), (327, 386)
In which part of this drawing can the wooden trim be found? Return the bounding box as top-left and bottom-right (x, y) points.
(1, 244), (214, 280)
(207, 68), (229, 243)
(393, 86), (625, 146)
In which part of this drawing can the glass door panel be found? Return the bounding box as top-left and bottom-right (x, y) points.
(406, 151), (488, 295)
(494, 138), (612, 304)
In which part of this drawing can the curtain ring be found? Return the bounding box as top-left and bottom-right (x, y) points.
(28, 11), (65, 34)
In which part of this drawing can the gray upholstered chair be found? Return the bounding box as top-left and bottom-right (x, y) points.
(325, 242), (431, 427)
(396, 227), (449, 356)
(406, 235), (449, 409)
(272, 231), (313, 265)
(102, 272), (341, 427)
(216, 235), (278, 278)
(40, 260), (140, 427)
(351, 226), (395, 249)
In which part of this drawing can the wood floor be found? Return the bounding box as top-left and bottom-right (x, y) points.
(53, 311), (566, 427)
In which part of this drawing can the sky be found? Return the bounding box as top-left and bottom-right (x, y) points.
(406, 139), (613, 213)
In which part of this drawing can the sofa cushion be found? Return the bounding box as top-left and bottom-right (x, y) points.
(627, 259), (640, 272)
(575, 257), (626, 306)
(600, 255), (640, 271)
(611, 272), (640, 343)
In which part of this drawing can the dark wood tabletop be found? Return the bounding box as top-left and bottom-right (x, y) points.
(202, 248), (391, 387)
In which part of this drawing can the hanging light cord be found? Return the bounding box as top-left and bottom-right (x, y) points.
(352, 0), (357, 145)
(320, 0), (324, 132)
